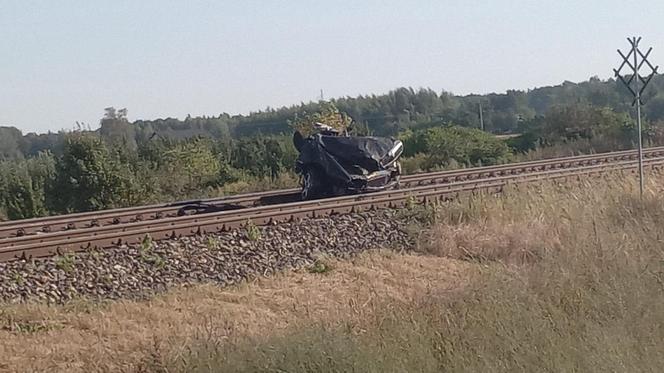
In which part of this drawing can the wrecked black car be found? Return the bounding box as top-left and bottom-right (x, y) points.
(293, 123), (403, 200)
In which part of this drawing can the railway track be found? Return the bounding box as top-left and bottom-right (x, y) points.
(2, 146), (663, 241)
(1, 148), (663, 262)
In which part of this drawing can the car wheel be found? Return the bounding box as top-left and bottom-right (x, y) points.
(301, 168), (323, 200)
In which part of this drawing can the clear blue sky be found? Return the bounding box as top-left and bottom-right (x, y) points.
(2, 0), (664, 133)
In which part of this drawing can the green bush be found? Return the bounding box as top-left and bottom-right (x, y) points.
(48, 134), (119, 212)
(401, 125), (510, 170)
(514, 104), (635, 152)
(0, 153), (54, 219)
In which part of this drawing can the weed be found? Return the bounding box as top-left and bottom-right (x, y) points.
(85, 246), (103, 261)
(137, 234), (166, 268)
(152, 255), (166, 269)
(206, 236), (221, 250)
(54, 252), (75, 273)
(3, 321), (56, 334)
(140, 234), (153, 254)
(0, 310), (61, 334)
(405, 194), (418, 210)
(141, 252), (166, 269)
(308, 259), (334, 274)
(12, 273), (24, 286)
(245, 219), (261, 241)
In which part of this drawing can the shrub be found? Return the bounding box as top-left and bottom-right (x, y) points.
(401, 125), (511, 170)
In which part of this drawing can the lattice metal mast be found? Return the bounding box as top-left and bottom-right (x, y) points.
(614, 37), (658, 196)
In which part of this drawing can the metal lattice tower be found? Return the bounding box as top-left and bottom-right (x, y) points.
(614, 37), (659, 196)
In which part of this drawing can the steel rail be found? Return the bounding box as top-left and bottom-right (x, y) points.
(0, 189), (299, 235)
(1, 156), (662, 262)
(2, 146), (664, 240)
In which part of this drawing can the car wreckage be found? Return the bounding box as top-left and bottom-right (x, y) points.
(293, 123), (404, 200)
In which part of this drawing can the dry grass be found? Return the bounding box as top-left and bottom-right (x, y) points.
(511, 137), (621, 161)
(170, 170), (664, 372)
(0, 252), (470, 373)
(421, 171), (664, 264)
(424, 219), (561, 264)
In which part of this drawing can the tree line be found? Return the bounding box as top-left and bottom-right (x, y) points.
(1, 101), (649, 221)
(4, 74), (664, 161)
(0, 131), (302, 220)
(2, 73), (663, 220)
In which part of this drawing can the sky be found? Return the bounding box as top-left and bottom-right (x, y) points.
(2, 0), (664, 134)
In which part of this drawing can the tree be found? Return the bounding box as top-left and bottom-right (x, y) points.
(0, 127), (25, 160)
(50, 134), (123, 212)
(645, 95), (664, 122)
(161, 138), (222, 194)
(537, 104), (632, 145)
(0, 154), (54, 219)
(99, 107), (137, 151)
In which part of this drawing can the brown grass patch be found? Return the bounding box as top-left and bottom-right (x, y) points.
(416, 170), (664, 265)
(0, 251), (470, 373)
(424, 219), (560, 264)
(168, 170), (664, 372)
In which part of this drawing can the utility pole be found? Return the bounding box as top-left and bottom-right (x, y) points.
(614, 37), (658, 197)
(320, 89), (324, 101)
(478, 102), (484, 131)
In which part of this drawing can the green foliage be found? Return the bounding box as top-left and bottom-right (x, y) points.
(49, 134), (125, 212)
(0, 118), (304, 220)
(0, 309), (61, 333)
(4, 75), (664, 162)
(138, 234), (165, 268)
(245, 219), (261, 242)
(0, 153), (55, 219)
(288, 102), (352, 137)
(54, 253), (75, 273)
(99, 107), (137, 151)
(506, 130), (542, 153)
(160, 137), (222, 195)
(229, 136), (296, 180)
(510, 104), (636, 153)
(205, 236), (221, 250)
(12, 273), (24, 286)
(308, 258), (334, 274)
(140, 235), (153, 253)
(1, 78), (662, 221)
(0, 127), (25, 160)
(401, 125), (510, 170)
(538, 104), (633, 144)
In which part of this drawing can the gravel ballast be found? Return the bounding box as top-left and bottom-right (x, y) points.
(0, 210), (414, 304)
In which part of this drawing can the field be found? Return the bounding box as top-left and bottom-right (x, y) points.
(2, 170), (664, 372)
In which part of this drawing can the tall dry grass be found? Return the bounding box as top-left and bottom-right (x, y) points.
(510, 135), (632, 162)
(0, 253), (469, 373)
(169, 171), (664, 372)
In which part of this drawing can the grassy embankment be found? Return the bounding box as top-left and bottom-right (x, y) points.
(2, 169), (664, 372)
